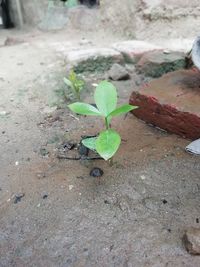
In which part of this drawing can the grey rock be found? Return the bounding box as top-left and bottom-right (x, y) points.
(136, 50), (186, 78)
(108, 63), (130, 81)
(183, 228), (200, 255)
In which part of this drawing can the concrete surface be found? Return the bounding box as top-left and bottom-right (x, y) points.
(0, 28), (199, 267)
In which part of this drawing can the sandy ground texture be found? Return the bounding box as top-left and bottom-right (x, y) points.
(0, 28), (200, 267)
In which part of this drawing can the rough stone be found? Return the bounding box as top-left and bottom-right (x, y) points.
(129, 70), (200, 140)
(112, 40), (161, 63)
(64, 48), (124, 73)
(183, 228), (200, 255)
(136, 50), (186, 78)
(108, 63), (130, 81)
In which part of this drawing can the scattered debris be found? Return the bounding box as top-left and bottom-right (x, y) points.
(13, 193), (25, 204)
(37, 172), (46, 179)
(183, 228), (200, 255)
(108, 63), (130, 81)
(69, 185), (74, 191)
(69, 114), (79, 121)
(90, 167), (104, 177)
(185, 139), (200, 155)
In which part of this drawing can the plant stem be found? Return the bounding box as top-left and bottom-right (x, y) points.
(76, 91), (80, 101)
(105, 117), (109, 129)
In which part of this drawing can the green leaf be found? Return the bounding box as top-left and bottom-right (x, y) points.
(96, 129), (121, 160)
(82, 137), (97, 151)
(94, 81), (117, 117)
(109, 104), (138, 117)
(63, 77), (73, 88)
(68, 102), (101, 116)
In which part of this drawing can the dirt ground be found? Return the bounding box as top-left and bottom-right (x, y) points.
(0, 28), (200, 267)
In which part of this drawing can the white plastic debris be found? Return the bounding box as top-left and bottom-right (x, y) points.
(185, 139), (200, 155)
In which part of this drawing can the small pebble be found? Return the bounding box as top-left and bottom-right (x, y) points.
(63, 142), (76, 150)
(42, 194), (48, 199)
(90, 167), (104, 177)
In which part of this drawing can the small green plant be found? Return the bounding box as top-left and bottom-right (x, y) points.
(63, 70), (85, 101)
(68, 81), (138, 161)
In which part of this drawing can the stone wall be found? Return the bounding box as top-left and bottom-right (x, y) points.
(136, 0), (200, 39)
(10, 0), (200, 39)
(99, 0), (139, 38)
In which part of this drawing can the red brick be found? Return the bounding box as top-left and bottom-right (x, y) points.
(130, 70), (200, 140)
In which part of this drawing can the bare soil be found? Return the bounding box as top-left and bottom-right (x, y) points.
(0, 28), (199, 267)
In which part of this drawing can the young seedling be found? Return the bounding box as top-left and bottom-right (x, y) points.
(64, 69), (85, 101)
(68, 81), (138, 161)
